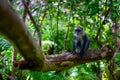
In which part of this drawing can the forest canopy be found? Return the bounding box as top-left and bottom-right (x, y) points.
(0, 0), (120, 80)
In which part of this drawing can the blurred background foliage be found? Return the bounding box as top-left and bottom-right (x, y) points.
(0, 0), (120, 80)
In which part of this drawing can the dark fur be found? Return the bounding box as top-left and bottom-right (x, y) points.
(72, 27), (90, 59)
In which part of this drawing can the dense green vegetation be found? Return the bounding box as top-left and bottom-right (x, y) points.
(0, 0), (120, 80)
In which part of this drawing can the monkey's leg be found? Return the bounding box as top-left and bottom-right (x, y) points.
(71, 41), (77, 54)
(78, 40), (90, 59)
(78, 42), (85, 59)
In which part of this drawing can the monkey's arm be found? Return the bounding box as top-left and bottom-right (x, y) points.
(78, 41), (85, 58)
(84, 39), (90, 51)
(72, 37), (77, 54)
(79, 35), (87, 58)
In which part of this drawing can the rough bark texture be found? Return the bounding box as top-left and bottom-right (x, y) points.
(13, 45), (114, 71)
(0, 0), (114, 71)
(0, 0), (44, 68)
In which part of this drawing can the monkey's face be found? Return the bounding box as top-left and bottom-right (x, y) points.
(74, 27), (83, 37)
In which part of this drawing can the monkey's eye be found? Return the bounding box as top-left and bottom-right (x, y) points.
(75, 29), (81, 32)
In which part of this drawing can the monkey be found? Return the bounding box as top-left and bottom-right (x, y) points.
(72, 26), (90, 59)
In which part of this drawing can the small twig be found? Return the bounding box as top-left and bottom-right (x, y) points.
(11, 48), (17, 79)
(40, 6), (48, 26)
(22, 0), (30, 22)
(95, 1), (110, 40)
(22, 0), (42, 49)
(110, 18), (118, 60)
(49, 3), (56, 54)
(56, 1), (60, 44)
(64, 4), (72, 51)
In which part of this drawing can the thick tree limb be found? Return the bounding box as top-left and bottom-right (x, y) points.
(0, 0), (114, 71)
(14, 46), (113, 71)
(0, 0), (44, 66)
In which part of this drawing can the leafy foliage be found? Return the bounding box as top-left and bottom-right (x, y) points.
(0, 0), (120, 80)
(0, 36), (11, 52)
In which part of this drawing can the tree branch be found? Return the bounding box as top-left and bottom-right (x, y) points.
(22, 0), (42, 48)
(0, 0), (114, 72)
(14, 45), (114, 71)
(0, 0), (44, 65)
